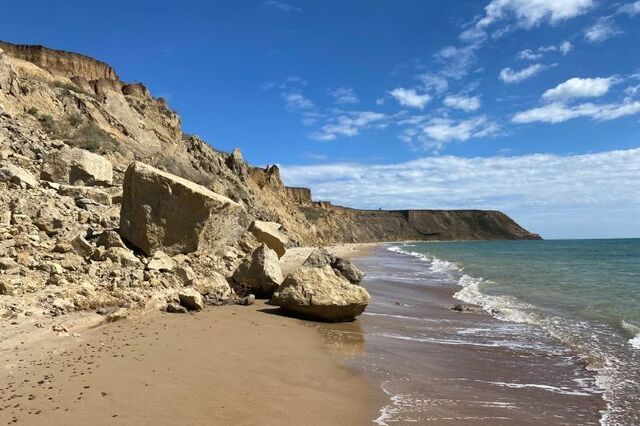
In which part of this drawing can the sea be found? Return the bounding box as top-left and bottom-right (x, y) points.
(326, 239), (640, 425)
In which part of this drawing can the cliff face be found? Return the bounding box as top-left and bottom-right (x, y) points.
(286, 187), (312, 204)
(0, 41), (117, 81)
(297, 203), (540, 243)
(0, 40), (540, 246)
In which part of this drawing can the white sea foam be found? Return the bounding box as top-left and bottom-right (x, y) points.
(375, 332), (557, 351)
(621, 320), (640, 350)
(486, 381), (594, 396)
(363, 312), (444, 323)
(384, 243), (639, 425)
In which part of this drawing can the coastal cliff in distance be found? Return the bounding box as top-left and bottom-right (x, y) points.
(286, 191), (541, 242)
(0, 40), (540, 245)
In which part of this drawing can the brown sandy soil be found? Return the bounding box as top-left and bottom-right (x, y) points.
(0, 301), (382, 425)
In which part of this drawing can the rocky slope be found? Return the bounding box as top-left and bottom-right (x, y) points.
(0, 40), (539, 321)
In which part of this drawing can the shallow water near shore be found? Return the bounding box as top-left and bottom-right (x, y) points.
(318, 240), (640, 425)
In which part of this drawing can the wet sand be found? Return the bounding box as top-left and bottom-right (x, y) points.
(0, 301), (381, 425)
(314, 246), (606, 425)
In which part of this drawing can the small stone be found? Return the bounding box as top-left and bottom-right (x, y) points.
(0, 163), (39, 189)
(71, 234), (93, 257)
(178, 288), (204, 311)
(0, 257), (18, 270)
(176, 265), (196, 285)
(96, 230), (127, 249)
(166, 303), (188, 314)
(146, 251), (176, 272)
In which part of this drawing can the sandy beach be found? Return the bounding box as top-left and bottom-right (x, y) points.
(0, 299), (382, 425)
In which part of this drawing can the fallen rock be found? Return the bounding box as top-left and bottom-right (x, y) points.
(104, 247), (140, 267)
(194, 271), (233, 301)
(119, 162), (246, 256)
(271, 265), (370, 322)
(176, 265), (196, 285)
(96, 230), (127, 249)
(249, 221), (287, 258)
(232, 244), (283, 298)
(331, 257), (365, 284)
(105, 308), (128, 323)
(33, 208), (64, 234)
(450, 303), (484, 314)
(146, 251), (176, 272)
(178, 287), (204, 311)
(166, 303), (188, 314)
(58, 185), (112, 206)
(0, 163), (39, 189)
(41, 147), (113, 186)
(0, 257), (18, 270)
(70, 234), (93, 257)
(303, 248), (365, 284)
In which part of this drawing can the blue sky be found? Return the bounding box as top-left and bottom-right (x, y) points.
(2, 0), (640, 238)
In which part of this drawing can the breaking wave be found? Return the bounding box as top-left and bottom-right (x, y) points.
(386, 243), (640, 426)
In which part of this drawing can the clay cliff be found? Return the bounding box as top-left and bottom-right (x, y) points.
(0, 40), (540, 246)
(0, 40), (541, 325)
(294, 202), (539, 242)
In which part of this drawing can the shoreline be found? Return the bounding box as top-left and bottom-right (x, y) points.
(334, 243), (606, 424)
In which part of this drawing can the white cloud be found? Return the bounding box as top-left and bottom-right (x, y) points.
(261, 1), (301, 12)
(618, 1), (640, 16)
(399, 116), (500, 151)
(519, 41), (572, 60)
(309, 111), (387, 141)
(477, 0), (594, 29)
(558, 40), (573, 55)
(300, 111), (325, 126)
(499, 63), (546, 84)
(434, 45), (478, 79)
(539, 40), (573, 55)
(418, 73), (449, 95)
(423, 116), (497, 142)
(328, 87), (360, 104)
(625, 84), (640, 99)
(518, 49), (543, 60)
(584, 16), (622, 43)
(388, 88), (432, 109)
(443, 95), (482, 111)
(542, 77), (614, 100)
(282, 92), (314, 111)
(512, 101), (640, 123)
(280, 148), (640, 238)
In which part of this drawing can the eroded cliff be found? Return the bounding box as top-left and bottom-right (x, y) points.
(0, 40), (540, 246)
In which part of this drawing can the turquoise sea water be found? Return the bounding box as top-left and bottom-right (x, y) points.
(388, 239), (640, 425)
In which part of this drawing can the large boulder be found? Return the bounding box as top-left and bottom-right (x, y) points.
(41, 147), (113, 186)
(119, 162), (246, 256)
(249, 220), (288, 258)
(232, 244), (283, 298)
(271, 265), (370, 322)
(303, 248), (364, 284)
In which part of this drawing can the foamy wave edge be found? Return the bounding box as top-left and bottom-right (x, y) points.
(621, 320), (640, 350)
(386, 243), (625, 426)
